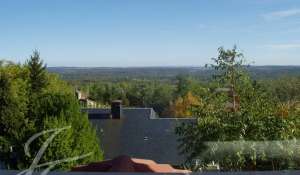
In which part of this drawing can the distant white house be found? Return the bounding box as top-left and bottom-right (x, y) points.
(75, 89), (98, 108)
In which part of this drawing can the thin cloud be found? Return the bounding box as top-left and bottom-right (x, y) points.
(262, 9), (300, 21)
(264, 43), (300, 49)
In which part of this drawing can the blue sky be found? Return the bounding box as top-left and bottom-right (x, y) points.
(0, 0), (300, 67)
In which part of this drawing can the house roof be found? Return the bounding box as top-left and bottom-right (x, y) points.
(85, 108), (195, 165)
(71, 155), (191, 173)
(81, 108), (111, 119)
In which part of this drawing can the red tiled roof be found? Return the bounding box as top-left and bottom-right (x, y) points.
(71, 155), (191, 173)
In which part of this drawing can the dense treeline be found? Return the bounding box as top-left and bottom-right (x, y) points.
(48, 66), (300, 82)
(77, 73), (300, 118)
(0, 51), (102, 170)
(263, 76), (300, 102)
(78, 76), (207, 117)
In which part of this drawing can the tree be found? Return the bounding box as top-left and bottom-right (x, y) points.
(0, 56), (103, 170)
(26, 50), (47, 93)
(176, 46), (299, 171)
(168, 91), (201, 117)
(145, 83), (173, 115)
(34, 93), (103, 170)
(0, 68), (34, 169)
(264, 76), (300, 103)
(175, 75), (192, 97)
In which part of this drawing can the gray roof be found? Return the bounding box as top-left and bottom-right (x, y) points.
(86, 108), (194, 165)
(81, 108), (111, 119)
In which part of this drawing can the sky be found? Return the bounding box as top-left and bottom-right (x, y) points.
(0, 0), (300, 67)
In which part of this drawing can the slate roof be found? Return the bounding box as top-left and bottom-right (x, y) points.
(84, 108), (195, 165)
(81, 108), (111, 119)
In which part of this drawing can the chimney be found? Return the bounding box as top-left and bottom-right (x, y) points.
(111, 100), (122, 119)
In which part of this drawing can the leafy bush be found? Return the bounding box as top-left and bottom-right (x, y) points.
(176, 46), (300, 171)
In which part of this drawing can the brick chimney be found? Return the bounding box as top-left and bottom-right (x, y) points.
(111, 100), (122, 119)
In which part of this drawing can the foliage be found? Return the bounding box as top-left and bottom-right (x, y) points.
(26, 50), (48, 93)
(0, 52), (103, 170)
(38, 99), (102, 170)
(263, 76), (300, 102)
(176, 46), (300, 171)
(48, 66), (300, 82)
(175, 75), (192, 97)
(168, 92), (202, 117)
(86, 80), (175, 115)
(83, 76), (207, 117)
(0, 66), (34, 169)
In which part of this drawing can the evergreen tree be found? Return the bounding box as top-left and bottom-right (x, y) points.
(35, 93), (103, 170)
(26, 50), (47, 93)
(0, 69), (34, 169)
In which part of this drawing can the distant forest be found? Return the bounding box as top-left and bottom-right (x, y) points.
(48, 66), (300, 82)
(48, 66), (300, 118)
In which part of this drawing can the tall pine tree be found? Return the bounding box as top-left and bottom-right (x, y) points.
(26, 50), (47, 93)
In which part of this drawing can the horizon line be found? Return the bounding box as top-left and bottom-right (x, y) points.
(47, 65), (300, 68)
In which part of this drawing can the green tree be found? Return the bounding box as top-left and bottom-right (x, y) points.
(35, 93), (103, 170)
(176, 46), (299, 171)
(0, 68), (34, 169)
(175, 75), (192, 97)
(0, 55), (103, 170)
(26, 50), (47, 93)
(145, 83), (173, 115)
